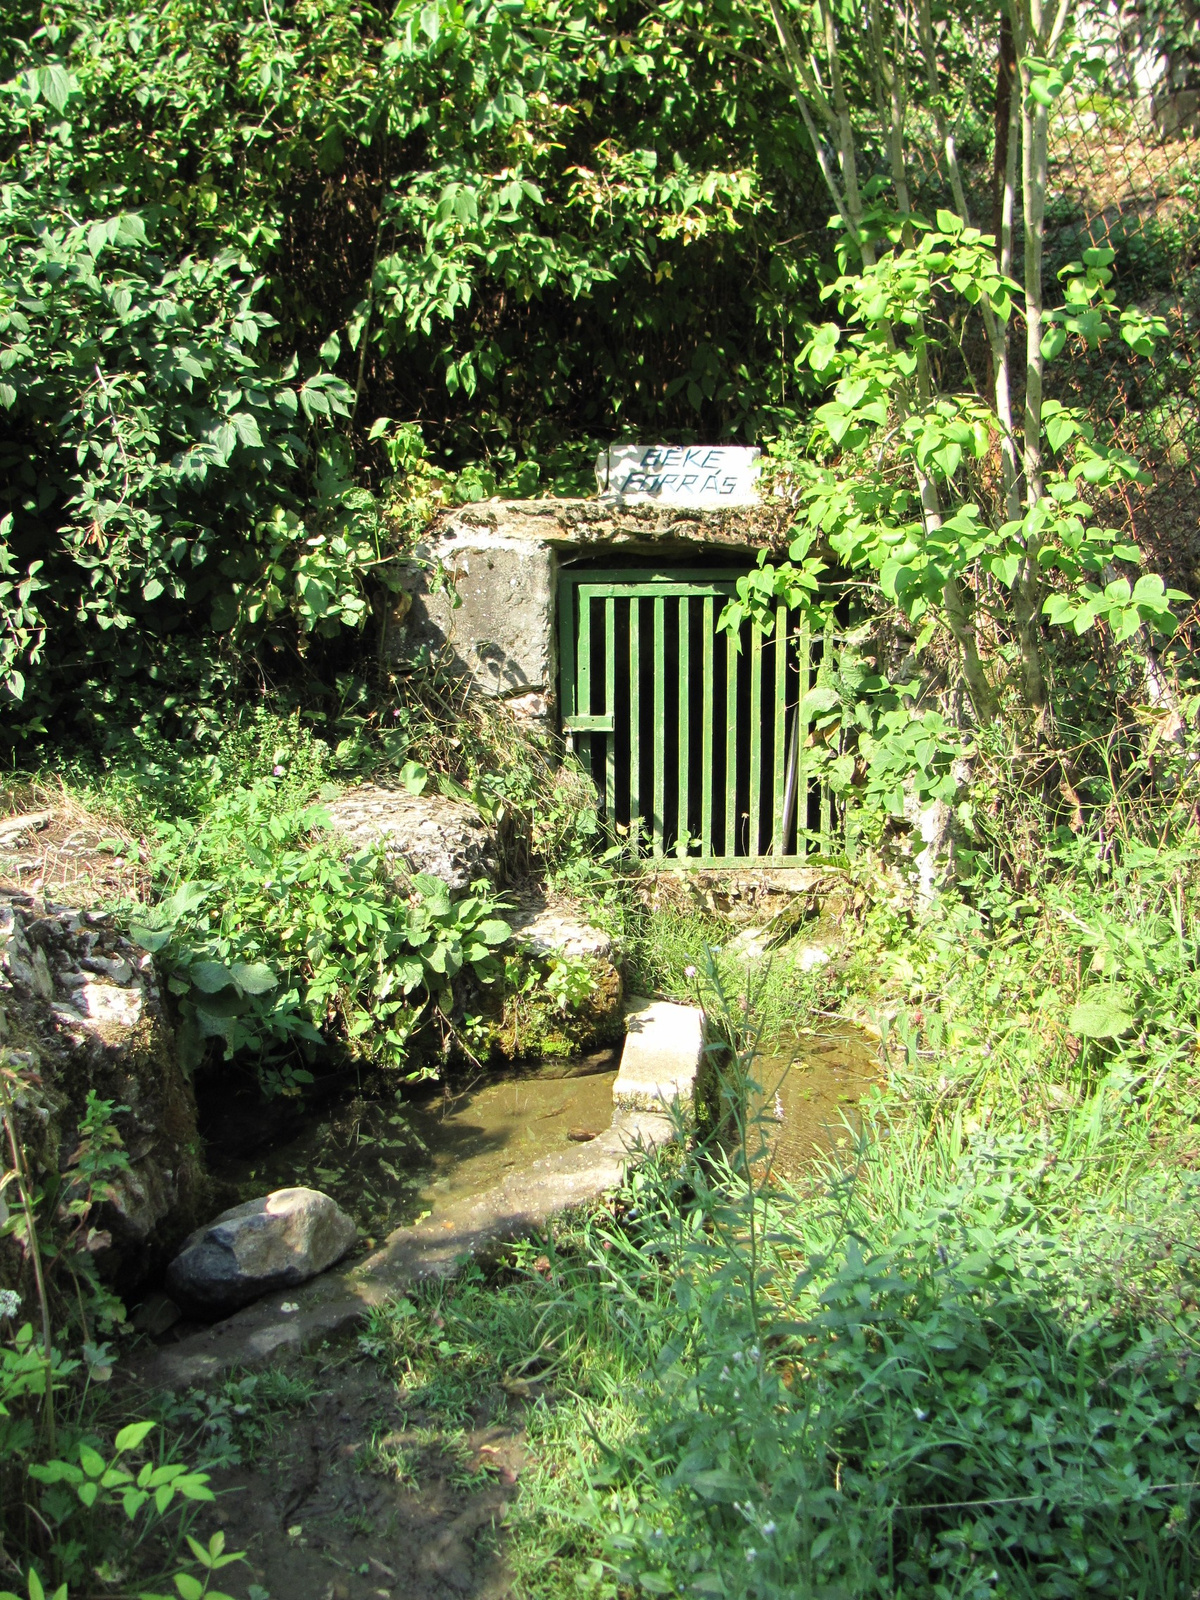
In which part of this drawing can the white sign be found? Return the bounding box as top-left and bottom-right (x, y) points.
(596, 445), (760, 508)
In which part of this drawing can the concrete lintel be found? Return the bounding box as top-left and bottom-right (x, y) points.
(435, 498), (789, 552)
(613, 998), (706, 1117)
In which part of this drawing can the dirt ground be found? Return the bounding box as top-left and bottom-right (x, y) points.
(0, 786), (148, 907)
(185, 1353), (527, 1600)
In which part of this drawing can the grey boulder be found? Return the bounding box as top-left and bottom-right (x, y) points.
(166, 1187), (356, 1313)
(323, 784), (497, 891)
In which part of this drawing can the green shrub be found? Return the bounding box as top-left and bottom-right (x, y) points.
(129, 780), (511, 1094)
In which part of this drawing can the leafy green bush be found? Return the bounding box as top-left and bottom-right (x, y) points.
(1, 1062), (243, 1600)
(0, 0), (837, 738)
(129, 780), (511, 1093)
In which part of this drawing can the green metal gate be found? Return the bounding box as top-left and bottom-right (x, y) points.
(558, 569), (831, 865)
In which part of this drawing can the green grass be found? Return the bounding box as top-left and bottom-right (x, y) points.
(361, 823), (1200, 1599)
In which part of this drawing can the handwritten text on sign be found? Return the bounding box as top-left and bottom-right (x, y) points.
(596, 445), (760, 507)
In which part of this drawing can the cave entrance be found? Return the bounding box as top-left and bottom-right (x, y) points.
(558, 568), (832, 865)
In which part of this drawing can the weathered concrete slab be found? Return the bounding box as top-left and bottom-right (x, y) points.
(613, 997), (706, 1115)
(397, 528), (557, 713)
(139, 1109), (674, 1389)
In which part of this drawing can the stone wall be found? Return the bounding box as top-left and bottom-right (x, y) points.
(389, 498), (788, 725)
(0, 896), (208, 1294)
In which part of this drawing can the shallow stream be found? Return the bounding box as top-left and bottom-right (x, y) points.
(202, 1026), (878, 1243)
(753, 1023), (879, 1181)
(205, 1051), (621, 1241)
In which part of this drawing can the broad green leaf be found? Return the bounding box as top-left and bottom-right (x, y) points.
(686, 1467), (746, 1500)
(399, 759), (428, 795)
(36, 64), (75, 111)
(188, 960), (235, 994)
(228, 961), (277, 995)
(988, 551), (1021, 588)
(1068, 992), (1134, 1040)
(1044, 410), (1079, 451)
(411, 872), (448, 900)
(115, 1420), (156, 1453)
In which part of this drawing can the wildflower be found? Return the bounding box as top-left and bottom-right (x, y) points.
(684, 965), (697, 979)
(745, 1548), (757, 1563)
(273, 764), (285, 776)
(761, 1521), (776, 1537)
(0, 1289), (20, 1319)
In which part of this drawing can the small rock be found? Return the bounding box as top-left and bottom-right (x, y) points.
(508, 904), (614, 962)
(0, 810), (52, 849)
(82, 954), (134, 984)
(726, 926), (770, 964)
(567, 1127), (599, 1142)
(166, 1188), (357, 1313)
(131, 1292), (182, 1337)
(795, 944), (831, 973)
(77, 980), (143, 1030)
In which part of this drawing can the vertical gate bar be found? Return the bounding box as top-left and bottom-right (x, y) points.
(819, 620), (833, 854)
(772, 604), (787, 855)
(577, 590), (592, 778)
(676, 596), (690, 857)
(652, 595), (665, 856)
(559, 576), (576, 754)
(748, 623), (763, 857)
(604, 596), (616, 824)
(701, 596), (714, 861)
(629, 598), (641, 852)
(724, 626), (738, 855)
(796, 616), (810, 854)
